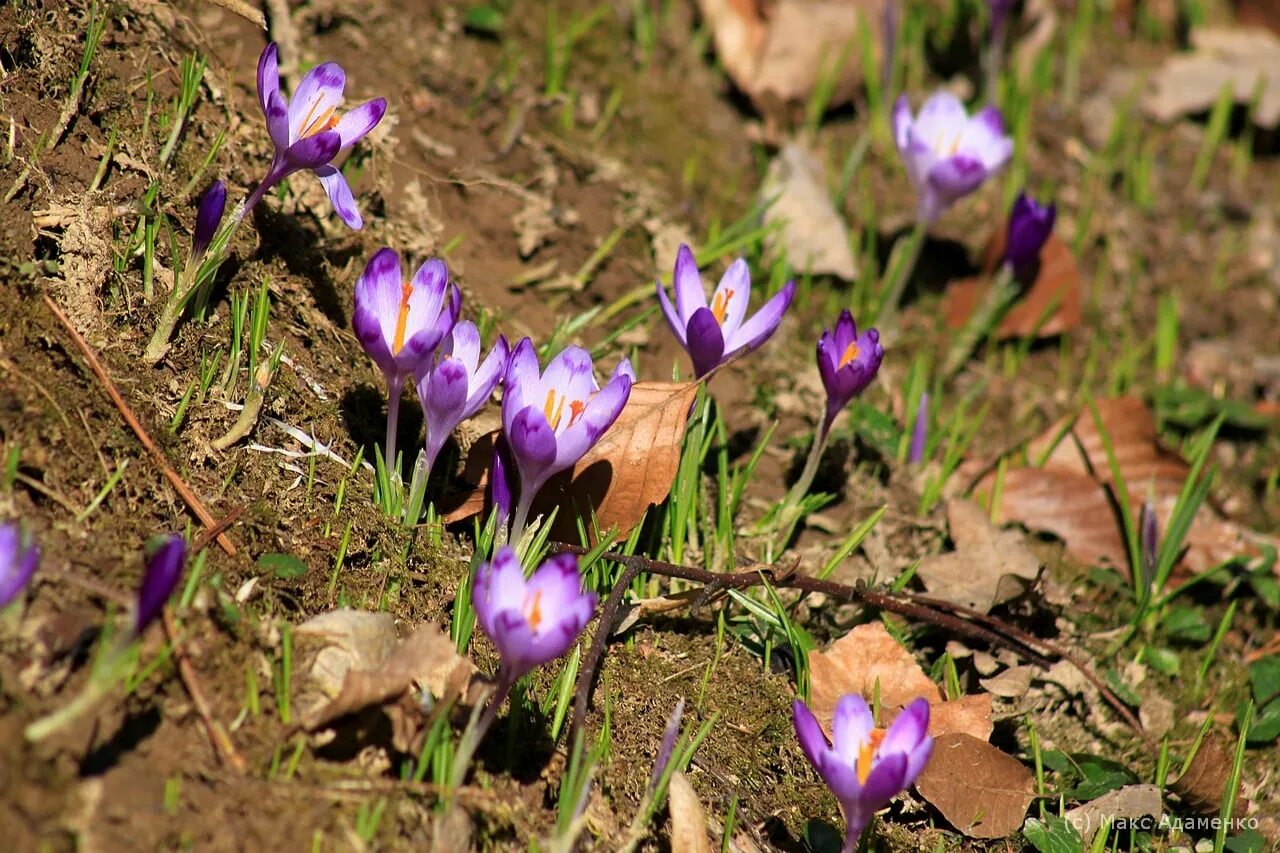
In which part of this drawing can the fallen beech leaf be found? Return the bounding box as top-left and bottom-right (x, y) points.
(1064, 784), (1162, 844)
(296, 609), (400, 698)
(1170, 735), (1241, 815)
(915, 499), (1041, 613)
(978, 665), (1035, 699)
(1143, 28), (1280, 128)
(760, 143), (857, 280)
(668, 772), (714, 853)
(980, 398), (1280, 576)
(695, 0), (884, 112)
(915, 733), (1038, 839)
(444, 381), (701, 539)
(944, 231), (1081, 340)
(300, 620), (478, 731)
(808, 622), (993, 741)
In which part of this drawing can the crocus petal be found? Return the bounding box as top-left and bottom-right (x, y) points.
(332, 98), (387, 149)
(727, 279), (796, 354)
(656, 281), (687, 346)
(880, 698), (930, 756)
(468, 336), (510, 411)
(816, 330), (840, 393)
(503, 339), (541, 430)
(265, 88), (292, 151)
(524, 553), (585, 612)
(555, 370), (631, 469)
(256, 43), (280, 118)
(672, 244), (706, 320)
(890, 94), (913, 151)
(285, 131), (343, 172)
(421, 359), (470, 466)
(448, 321), (483, 373)
(818, 752), (865, 803)
(288, 62), (346, 141)
(543, 346), (597, 411)
(486, 546), (527, 611)
(832, 694), (876, 765)
(509, 406), (558, 491)
(960, 106), (1013, 171)
(856, 751), (909, 806)
(793, 700), (833, 771)
(685, 307), (726, 378)
(925, 156), (988, 210)
(134, 533), (186, 636)
(315, 164), (363, 229)
(610, 357), (636, 383)
(354, 247), (404, 355)
(0, 525), (38, 609)
(490, 437), (513, 525)
(913, 91), (969, 152)
(711, 259), (751, 341)
(192, 180), (227, 260)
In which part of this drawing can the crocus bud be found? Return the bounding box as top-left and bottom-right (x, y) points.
(1004, 192), (1055, 275)
(648, 697), (686, 794)
(134, 533), (186, 636)
(0, 522), (39, 609)
(794, 695), (933, 851)
(192, 180), (226, 261)
(1139, 499), (1158, 592)
(908, 392), (929, 465)
(472, 547), (597, 683)
(490, 436), (513, 528)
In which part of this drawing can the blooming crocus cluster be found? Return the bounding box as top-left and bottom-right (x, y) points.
(892, 92), (1013, 224)
(0, 522), (39, 610)
(657, 244), (796, 378)
(793, 695), (933, 852)
(1004, 191), (1056, 276)
(353, 248), (461, 470)
(473, 546), (597, 685)
(502, 340), (634, 537)
(134, 533), (187, 637)
(248, 44), (388, 228)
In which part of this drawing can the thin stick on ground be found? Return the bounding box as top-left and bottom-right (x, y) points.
(554, 544), (1152, 750)
(164, 607), (249, 773)
(42, 295), (237, 556)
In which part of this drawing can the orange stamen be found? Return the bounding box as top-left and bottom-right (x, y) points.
(856, 729), (886, 785)
(710, 288), (735, 325)
(526, 590), (544, 630)
(298, 101), (339, 139)
(839, 341), (861, 368)
(544, 389), (567, 430)
(392, 282), (413, 354)
(569, 399), (586, 424)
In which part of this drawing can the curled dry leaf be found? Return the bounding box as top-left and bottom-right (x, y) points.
(298, 616), (479, 732)
(915, 499), (1041, 613)
(444, 381), (701, 541)
(668, 771), (715, 853)
(1064, 784), (1162, 844)
(944, 229), (1081, 340)
(694, 0), (884, 113)
(978, 397), (1280, 576)
(760, 143), (857, 281)
(914, 732), (1038, 839)
(1143, 28), (1280, 129)
(613, 589), (706, 635)
(808, 622), (993, 742)
(978, 664), (1035, 699)
(1170, 734), (1243, 816)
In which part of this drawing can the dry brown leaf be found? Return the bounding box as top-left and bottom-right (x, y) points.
(300, 620), (478, 731)
(668, 772), (714, 853)
(915, 733), (1038, 839)
(1170, 735), (1242, 815)
(978, 665), (1035, 699)
(915, 500), (1041, 613)
(809, 622), (993, 741)
(1064, 784), (1162, 844)
(979, 397), (1280, 576)
(1144, 28), (1280, 128)
(614, 589), (705, 635)
(444, 381), (700, 540)
(760, 143), (857, 280)
(695, 0), (884, 112)
(944, 231), (1081, 340)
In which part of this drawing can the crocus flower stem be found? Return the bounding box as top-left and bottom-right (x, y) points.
(875, 219), (929, 328)
(447, 669), (517, 791)
(786, 420), (835, 510)
(385, 373), (405, 479)
(941, 262), (1017, 379)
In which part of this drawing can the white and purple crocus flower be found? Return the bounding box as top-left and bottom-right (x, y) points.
(657, 245), (796, 378)
(415, 321), (510, 478)
(892, 92), (1013, 224)
(353, 248), (460, 470)
(473, 546), (597, 686)
(0, 522), (39, 610)
(816, 310), (884, 437)
(133, 533), (187, 637)
(248, 43), (387, 228)
(501, 339), (633, 538)
(794, 695), (933, 852)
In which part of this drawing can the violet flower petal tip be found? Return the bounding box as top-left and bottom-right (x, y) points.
(0, 523), (39, 609)
(134, 533), (187, 636)
(192, 180), (227, 259)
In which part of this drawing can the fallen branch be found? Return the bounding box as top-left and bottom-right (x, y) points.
(554, 544), (1152, 750)
(164, 607), (248, 773)
(43, 295), (236, 555)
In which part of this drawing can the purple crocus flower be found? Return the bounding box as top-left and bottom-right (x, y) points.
(133, 533), (186, 636)
(793, 695), (933, 852)
(816, 311), (884, 434)
(501, 339), (633, 536)
(0, 523), (39, 610)
(353, 247), (460, 470)
(1004, 191), (1056, 275)
(892, 92), (1013, 224)
(656, 245), (796, 378)
(191, 180), (226, 261)
(472, 546), (597, 683)
(415, 322), (509, 476)
(248, 43), (387, 229)
(648, 698), (686, 794)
